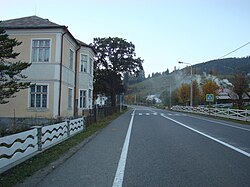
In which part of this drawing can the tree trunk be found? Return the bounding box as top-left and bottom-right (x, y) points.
(111, 92), (116, 107)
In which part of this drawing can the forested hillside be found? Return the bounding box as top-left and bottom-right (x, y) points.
(125, 56), (250, 104)
(193, 56), (250, 75)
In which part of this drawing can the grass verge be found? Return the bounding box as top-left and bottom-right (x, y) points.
(0, 110), (128, 187)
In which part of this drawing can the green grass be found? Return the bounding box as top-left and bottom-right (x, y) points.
(0, 110), (127, 187)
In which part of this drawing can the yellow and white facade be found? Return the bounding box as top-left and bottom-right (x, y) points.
(0, 16), (95, 119)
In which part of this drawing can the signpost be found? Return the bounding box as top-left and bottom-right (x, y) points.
(206, 94), (214, 115)
(206, 94), (214, 102)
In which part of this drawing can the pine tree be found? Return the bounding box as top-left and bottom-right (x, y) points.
(0, 28), (30, 104)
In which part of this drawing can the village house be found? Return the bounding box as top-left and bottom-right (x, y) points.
(0, 16), (96, 125)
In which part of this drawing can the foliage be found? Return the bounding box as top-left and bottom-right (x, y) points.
(146, 56), (250, 79)
(124, 95), (136, 104)
(91, 37), (143, 106)
(94, 69), (125, 106)
(125, 57), (250, 107)
(0, 28), (30, 104)
(92, 37), (143, 74)
(231, 73), (249, 108)
(124, 70), (145, 86)
(201, 80), (219, 103)
(177, 83), (190, 105)
(194, 56), (250, 75)
(160, 87), (178, 107)
(192, 80), (200, 106)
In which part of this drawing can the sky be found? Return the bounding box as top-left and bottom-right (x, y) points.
(1, 0), (250, 76)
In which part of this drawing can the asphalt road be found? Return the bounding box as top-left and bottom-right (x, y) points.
(33, 106), (250, 187)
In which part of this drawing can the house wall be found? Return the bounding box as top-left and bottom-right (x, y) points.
(58, 34), (78, 117)
(0, 30), (61, 119)
(76, 47), (95, 116)
(0, 28), (95, 120)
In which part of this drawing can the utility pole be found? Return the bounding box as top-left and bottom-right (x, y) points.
(169, 83), (172, 108)
(178, 61), (193, 107)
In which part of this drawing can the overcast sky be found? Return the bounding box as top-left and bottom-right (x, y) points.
(1, 0), (250, 76)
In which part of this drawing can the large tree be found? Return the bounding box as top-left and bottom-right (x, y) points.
(192, 80), (200, 106)
(201, 80), (219, 104)
(94, 69), (125, 106)
(231, 73), (249, 108)
(92, 37), (143, 106)
(177, 83), (190, 105)
(0, 28), (30, 104)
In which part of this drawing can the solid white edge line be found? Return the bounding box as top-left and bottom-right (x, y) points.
(161, 114), (250, 158)
(188, 115), (250, 132)
(112, 109), (135, 187)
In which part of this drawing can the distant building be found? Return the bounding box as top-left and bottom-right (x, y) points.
(0, 16), (96, 121)
(95, 95), (108, 107)
(216, 88), (250, 104)
(146, 95), (162, 104)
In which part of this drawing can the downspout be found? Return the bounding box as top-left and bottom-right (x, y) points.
(74, 45), (81, 117)
(58, 29), (67, 117)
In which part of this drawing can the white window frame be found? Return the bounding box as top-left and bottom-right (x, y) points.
(89, 57), (93, 75)
(80, 54), (88, 73)
(30, 39), (51, 63)
(68, 87), (73, 110)
(28, 83), (49, 108)
(79, 89), (87, 109)
(69, 49), (74, 70)
(88, 89), (92, 109)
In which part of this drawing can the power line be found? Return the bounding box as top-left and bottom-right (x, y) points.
(219, 41), (250, 59)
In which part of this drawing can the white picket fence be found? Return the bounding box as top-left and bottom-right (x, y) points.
(0, 118), (85, 174)
(171, 106), (250, 122)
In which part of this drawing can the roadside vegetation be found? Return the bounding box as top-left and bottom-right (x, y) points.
(0, 109), (128, 187)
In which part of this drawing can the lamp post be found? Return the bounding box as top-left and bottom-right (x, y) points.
(178, 61), (193, 107)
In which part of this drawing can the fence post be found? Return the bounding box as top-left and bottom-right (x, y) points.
(66, 120), (70, 137)
(32, 126), (42, 151)
(246, 109), (248, 122)
(94, 105), (97, 123)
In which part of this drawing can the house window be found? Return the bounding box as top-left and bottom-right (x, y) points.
(80, 54), (87, 72)
(88, 89), (92, 100)
(89, 57), (93, 75)
(88, 89), (92, 108)
(68, 88), (73, 109)
(30, 85), (48, 108)
(69, 49), (74, 70)
(32, 40), (50, 62)
(79, 90), (86, 108)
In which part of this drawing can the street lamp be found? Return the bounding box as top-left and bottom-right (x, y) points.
(178, 61), (193, 107)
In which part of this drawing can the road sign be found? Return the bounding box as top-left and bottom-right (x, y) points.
(206, 94), (214, 102)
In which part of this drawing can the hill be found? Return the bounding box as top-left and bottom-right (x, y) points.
(126, 56), (250, 104)
(193, 56), (250, 75)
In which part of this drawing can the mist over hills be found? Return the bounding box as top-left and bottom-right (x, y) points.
(126, 56), (250, 103)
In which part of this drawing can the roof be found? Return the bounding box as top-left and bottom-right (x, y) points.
(76, 39), (88, 47)
(0, 16), (65, 29)
(77, 39), (97, 54)
(0, 16), (96, 54)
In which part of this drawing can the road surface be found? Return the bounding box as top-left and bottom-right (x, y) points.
(31, 106), (250, 187)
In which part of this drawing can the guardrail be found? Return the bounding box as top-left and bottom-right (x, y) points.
(0, 118), (84, 174)
(171, 106), (250, 122)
